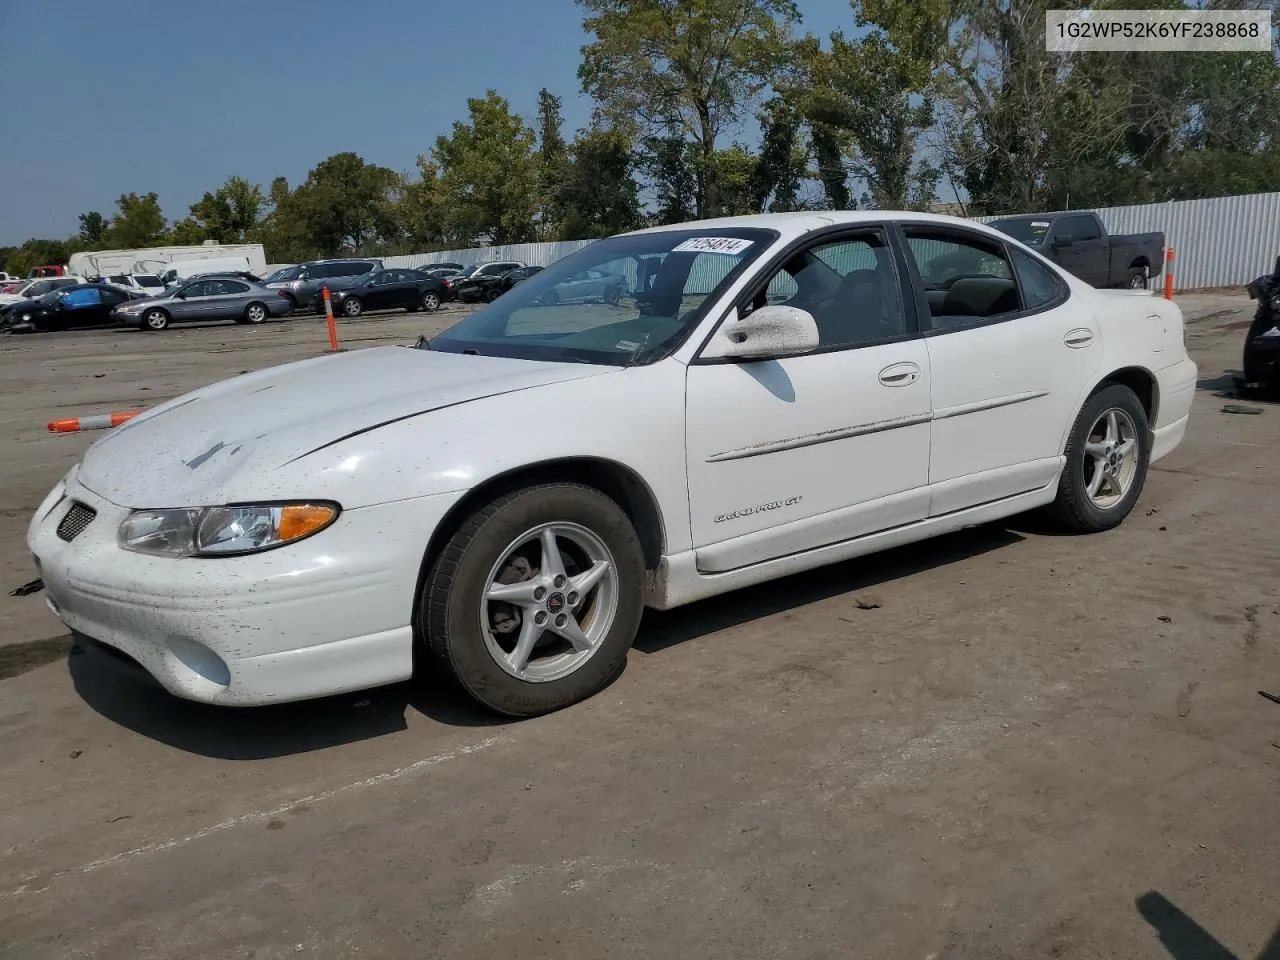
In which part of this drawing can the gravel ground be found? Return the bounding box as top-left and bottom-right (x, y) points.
(0, 294), (1276, 960)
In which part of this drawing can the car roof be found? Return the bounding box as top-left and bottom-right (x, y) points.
(627, 210), (1028, 246)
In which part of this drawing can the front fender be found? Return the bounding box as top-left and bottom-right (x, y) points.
(270, 359), (697, 554)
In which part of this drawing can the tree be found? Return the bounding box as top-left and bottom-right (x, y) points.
(578, 0), (801, 218)
(106, 192), (166, 247)
(77, 211), (109, 247)
(535, 88), (571, 236)
(556, 127), (644, 238)
(641, 130), (700, 223)
(432, 91), (539, 245)
(750, 97), (807, 212)
(286, 153), (404, 255)
(5, 238), (74, 277)
(187, 176), (266, 243)
(800, 26), (939, 210)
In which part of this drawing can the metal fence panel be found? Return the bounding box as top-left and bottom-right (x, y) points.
(385, 191), (1280, 292)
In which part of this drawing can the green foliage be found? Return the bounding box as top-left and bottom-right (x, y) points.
(187, 176), (266, 244)
(578, 0), (800, 217)
(432, 91), (539, 245)
(4, 238), (75, 277)
(555, 127), (644, 239)
(77, 211), (108, 246)
(106, 192), (165, 247)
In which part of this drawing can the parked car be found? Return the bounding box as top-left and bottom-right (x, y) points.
(0, 276), (84, 312)
(110, 276), (291, 330)
(27, 211), (1197, 718)
(4, 284), (149, 333)
(322, 268), (449, 316)
(987, 211), (1165, 290)
(451, 266), (545, 303)
(171, 270), (264, 286)
(541, 267), (626, 305)
(262, 258), (382, 312)
(418, 262), (464, 274)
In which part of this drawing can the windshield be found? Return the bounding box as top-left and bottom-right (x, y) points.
(425, 227), (777, 366)
(135, 275), (163, 289)
(989, 218), (1051, 245)
(263, 266), (300, 283)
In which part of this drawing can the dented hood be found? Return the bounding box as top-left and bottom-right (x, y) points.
(77, 345), (608, 507)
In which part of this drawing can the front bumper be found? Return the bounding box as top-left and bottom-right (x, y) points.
(28, 471), (464, 705)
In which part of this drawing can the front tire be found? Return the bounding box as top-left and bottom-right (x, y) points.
(482, 287), (502, 303)
(1049, 384), (1150, 532)
(342, 297), (363, 318)
(420, 483), (645, 717)
(142, 308), (170, 331)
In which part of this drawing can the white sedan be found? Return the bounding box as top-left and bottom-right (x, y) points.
(28, 212), (1197, 715)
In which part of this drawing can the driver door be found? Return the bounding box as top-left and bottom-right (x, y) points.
(684, 228), (933, 574)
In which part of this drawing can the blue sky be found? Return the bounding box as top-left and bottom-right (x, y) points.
(0, 0), (858, 246)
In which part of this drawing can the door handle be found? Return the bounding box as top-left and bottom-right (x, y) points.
(878, 361), (920, 386)
(1064, 328), (1095, 348)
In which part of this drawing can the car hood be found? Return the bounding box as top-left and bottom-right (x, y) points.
(76, 346), (610, 507)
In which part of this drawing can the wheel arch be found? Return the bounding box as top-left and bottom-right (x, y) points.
(1128, 255), (1152, 271)
(413, 456), (668, 619)
(1061, 365), (1160, 455)
(1098, 365), (1159, 426)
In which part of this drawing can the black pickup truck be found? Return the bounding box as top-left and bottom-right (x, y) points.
(987, 210), (1165, 290)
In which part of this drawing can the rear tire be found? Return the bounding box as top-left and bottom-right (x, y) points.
(1048, 384), (1150, 532)
(421, 291), (441, 312)
(1127, 267), (1148, 290)
(420, 483), (645, 717)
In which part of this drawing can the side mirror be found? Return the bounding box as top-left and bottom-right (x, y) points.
(1051, 234), (1074, 249)
(702, 304), (820, 361)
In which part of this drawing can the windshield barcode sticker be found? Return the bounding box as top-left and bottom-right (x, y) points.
(671, 237), (754, 255)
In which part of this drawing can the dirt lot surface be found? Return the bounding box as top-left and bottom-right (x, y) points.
(0, 297), (1277, 959)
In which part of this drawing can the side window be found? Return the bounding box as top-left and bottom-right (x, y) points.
(184, 281), (211, 297)
(99, 288), (127, 306)
(222, 281), (250, 294)
(351, 262), (377, 277)
(903, 231), (1021, 328)
(1066, 215), (1101, 242)
(749, 232), (907, 348)
(1010, 248), (1068, 311)
(371, 271), (392, 286)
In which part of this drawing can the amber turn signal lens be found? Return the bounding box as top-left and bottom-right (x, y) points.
(278, 504), (338, 543)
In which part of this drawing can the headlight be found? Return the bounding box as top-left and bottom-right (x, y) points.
(119, 502), (339, 557)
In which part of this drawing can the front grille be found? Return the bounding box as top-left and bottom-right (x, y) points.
(56, 502), (97, 542)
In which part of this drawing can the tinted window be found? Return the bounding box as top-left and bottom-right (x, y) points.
(218, 280), (249, 294)
(1010, 248), (1067, 311)
(183, 281), (213, 297)
(1061, 215), (1101, 242)
(99, 287), (128, 305)
(751, 232), (906, 348)
(341, 262), (376, 277)
(903, 231), (1021, 327)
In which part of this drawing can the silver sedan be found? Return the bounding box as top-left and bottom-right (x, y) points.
(111, 277), (292, 331)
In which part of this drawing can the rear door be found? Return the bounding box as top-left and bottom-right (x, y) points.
(897, 224), (1103, 515)
(204, 279), (251, 320)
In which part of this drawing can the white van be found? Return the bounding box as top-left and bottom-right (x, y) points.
(159, 256), (253, 287)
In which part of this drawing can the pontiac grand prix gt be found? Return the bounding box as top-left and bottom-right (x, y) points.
(28, 212), (1197, 716)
